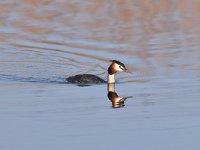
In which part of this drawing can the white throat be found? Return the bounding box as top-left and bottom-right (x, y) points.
(107, 74), (115, 83)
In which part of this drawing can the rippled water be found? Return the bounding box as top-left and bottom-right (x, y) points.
(1, 0), (200, 150)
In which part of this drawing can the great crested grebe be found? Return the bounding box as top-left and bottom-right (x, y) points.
(66, 60), (127, 84)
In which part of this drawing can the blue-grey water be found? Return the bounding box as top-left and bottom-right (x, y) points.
(1, 0), (200, 150)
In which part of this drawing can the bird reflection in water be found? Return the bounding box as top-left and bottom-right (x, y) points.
(107, 83), (132, 108)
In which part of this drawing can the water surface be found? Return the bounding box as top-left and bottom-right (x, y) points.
(0, 0), (200, 150)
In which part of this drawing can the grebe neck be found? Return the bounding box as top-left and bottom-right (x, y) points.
(107, 73), (115, 83)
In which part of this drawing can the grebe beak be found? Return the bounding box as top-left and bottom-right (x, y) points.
(123, 66), (127, 72)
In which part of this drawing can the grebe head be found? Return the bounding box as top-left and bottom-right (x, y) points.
(108, 60), (127, 75)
